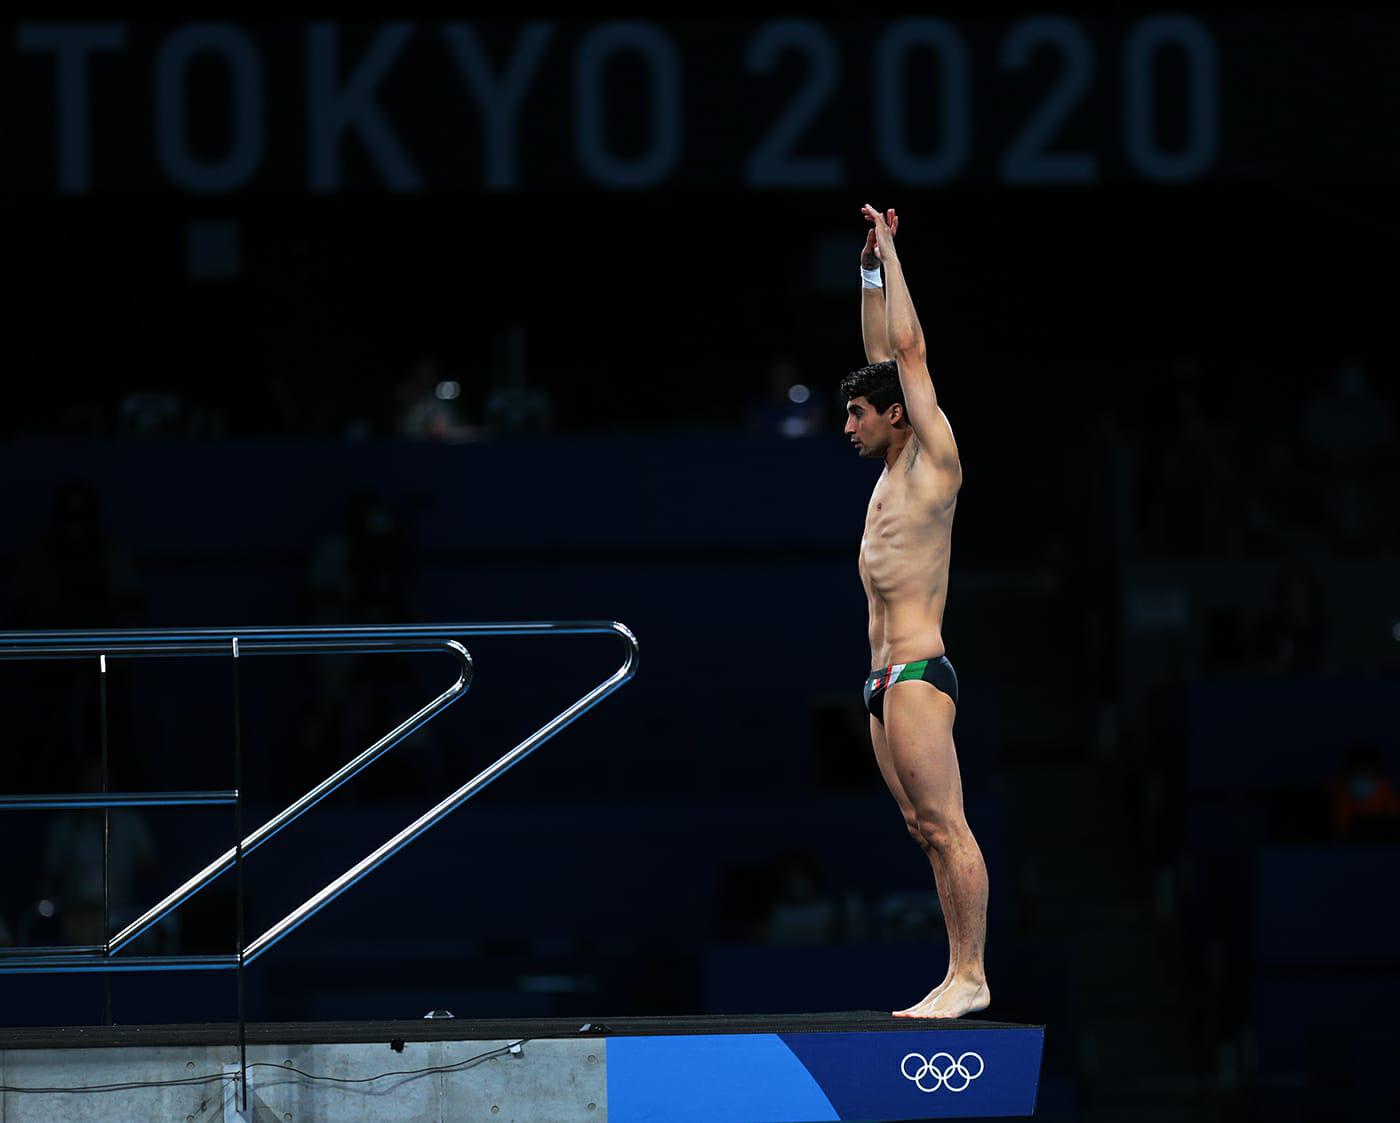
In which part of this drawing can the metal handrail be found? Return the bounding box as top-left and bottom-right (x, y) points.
(247, 622), (638, 962)
(0, 955), (242, 975)
(0, 792), (238, 810)
(0, 945), (106, 958)
(0, 621), (638, 969)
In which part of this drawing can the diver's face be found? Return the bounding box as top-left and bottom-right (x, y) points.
(844, 396), (892, 458)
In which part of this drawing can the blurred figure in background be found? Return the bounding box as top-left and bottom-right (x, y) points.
(1302, 356), (1395, 551)
(37, 757), (161, 948)
(1253, 565), (1326, 674)
(1137, 358), (1245, 555)
(6, 482), (142, 795)
(762, 849), (837, 945)
(484, 325), (552, 435)
(117, 392), (184, 436)
(396, 354), (480, 441)
(9, 481), (141, 628)
(1329, 741), (1400, 841)
(308, 489), (414, 627)
(304, 488), (413, 784)
(303, 491), (443, 797)
(747, 355), (826, 438)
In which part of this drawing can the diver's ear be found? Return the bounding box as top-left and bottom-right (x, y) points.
(887, 402), (904, 426)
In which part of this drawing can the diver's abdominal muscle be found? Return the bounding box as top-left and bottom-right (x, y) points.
(867, 597), (947, 667)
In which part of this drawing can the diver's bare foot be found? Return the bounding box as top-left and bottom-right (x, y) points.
(891, 973), (954, 1017)
(892, 977), (989, 1020)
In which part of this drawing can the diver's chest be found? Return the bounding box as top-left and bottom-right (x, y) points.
(866, 475), (913, 529)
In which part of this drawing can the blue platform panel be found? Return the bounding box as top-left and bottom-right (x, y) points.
(608, 1025), (1043, 1121)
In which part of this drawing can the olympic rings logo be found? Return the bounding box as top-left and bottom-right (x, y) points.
(900, 1050), (985, 1093)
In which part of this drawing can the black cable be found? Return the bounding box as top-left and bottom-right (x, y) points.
(246, 1039), (528, 1085)
(0, 1073), (236, 1094)
(0, 1039), (529, 1095)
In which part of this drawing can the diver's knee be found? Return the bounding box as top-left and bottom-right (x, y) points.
(914, 807), (963, 854)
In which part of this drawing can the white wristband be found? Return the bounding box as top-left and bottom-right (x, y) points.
(860, 266), (883, 289)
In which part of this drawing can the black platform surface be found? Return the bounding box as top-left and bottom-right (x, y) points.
(0, 1011), (1041, 1050)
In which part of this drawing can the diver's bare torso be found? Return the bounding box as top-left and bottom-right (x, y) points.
(858, 412), (961, 670)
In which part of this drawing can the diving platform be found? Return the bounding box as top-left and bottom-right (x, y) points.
(0, 1011), (1044, 1121)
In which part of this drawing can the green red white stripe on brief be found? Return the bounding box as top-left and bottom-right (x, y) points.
(880, 659), (928, 689)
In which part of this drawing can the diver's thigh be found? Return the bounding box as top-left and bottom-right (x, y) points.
(869, 713), (915, 817)
(882, 680), (964, 816)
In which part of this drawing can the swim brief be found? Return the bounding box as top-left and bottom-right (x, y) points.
(863, 655), (958, 724)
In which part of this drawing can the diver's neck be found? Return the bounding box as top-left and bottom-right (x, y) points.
(883, 430), (913, 471)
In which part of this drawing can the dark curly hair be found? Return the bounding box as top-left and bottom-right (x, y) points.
(839, 359), (903, 414)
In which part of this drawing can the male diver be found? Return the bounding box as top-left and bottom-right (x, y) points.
(842, 204), (990, 1019)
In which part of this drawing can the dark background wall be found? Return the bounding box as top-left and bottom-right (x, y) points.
(1, 12), (1397, 1122)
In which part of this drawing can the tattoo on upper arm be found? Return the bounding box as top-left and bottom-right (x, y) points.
(905, 436), (920, 474)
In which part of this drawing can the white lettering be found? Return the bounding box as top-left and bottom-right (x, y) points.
(573, 21), (681, 189)
(307, 22), (421, 192)
(442, 22), (554, 191)
(17, 22), (126, 193)
(156, 23), (263, 193)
